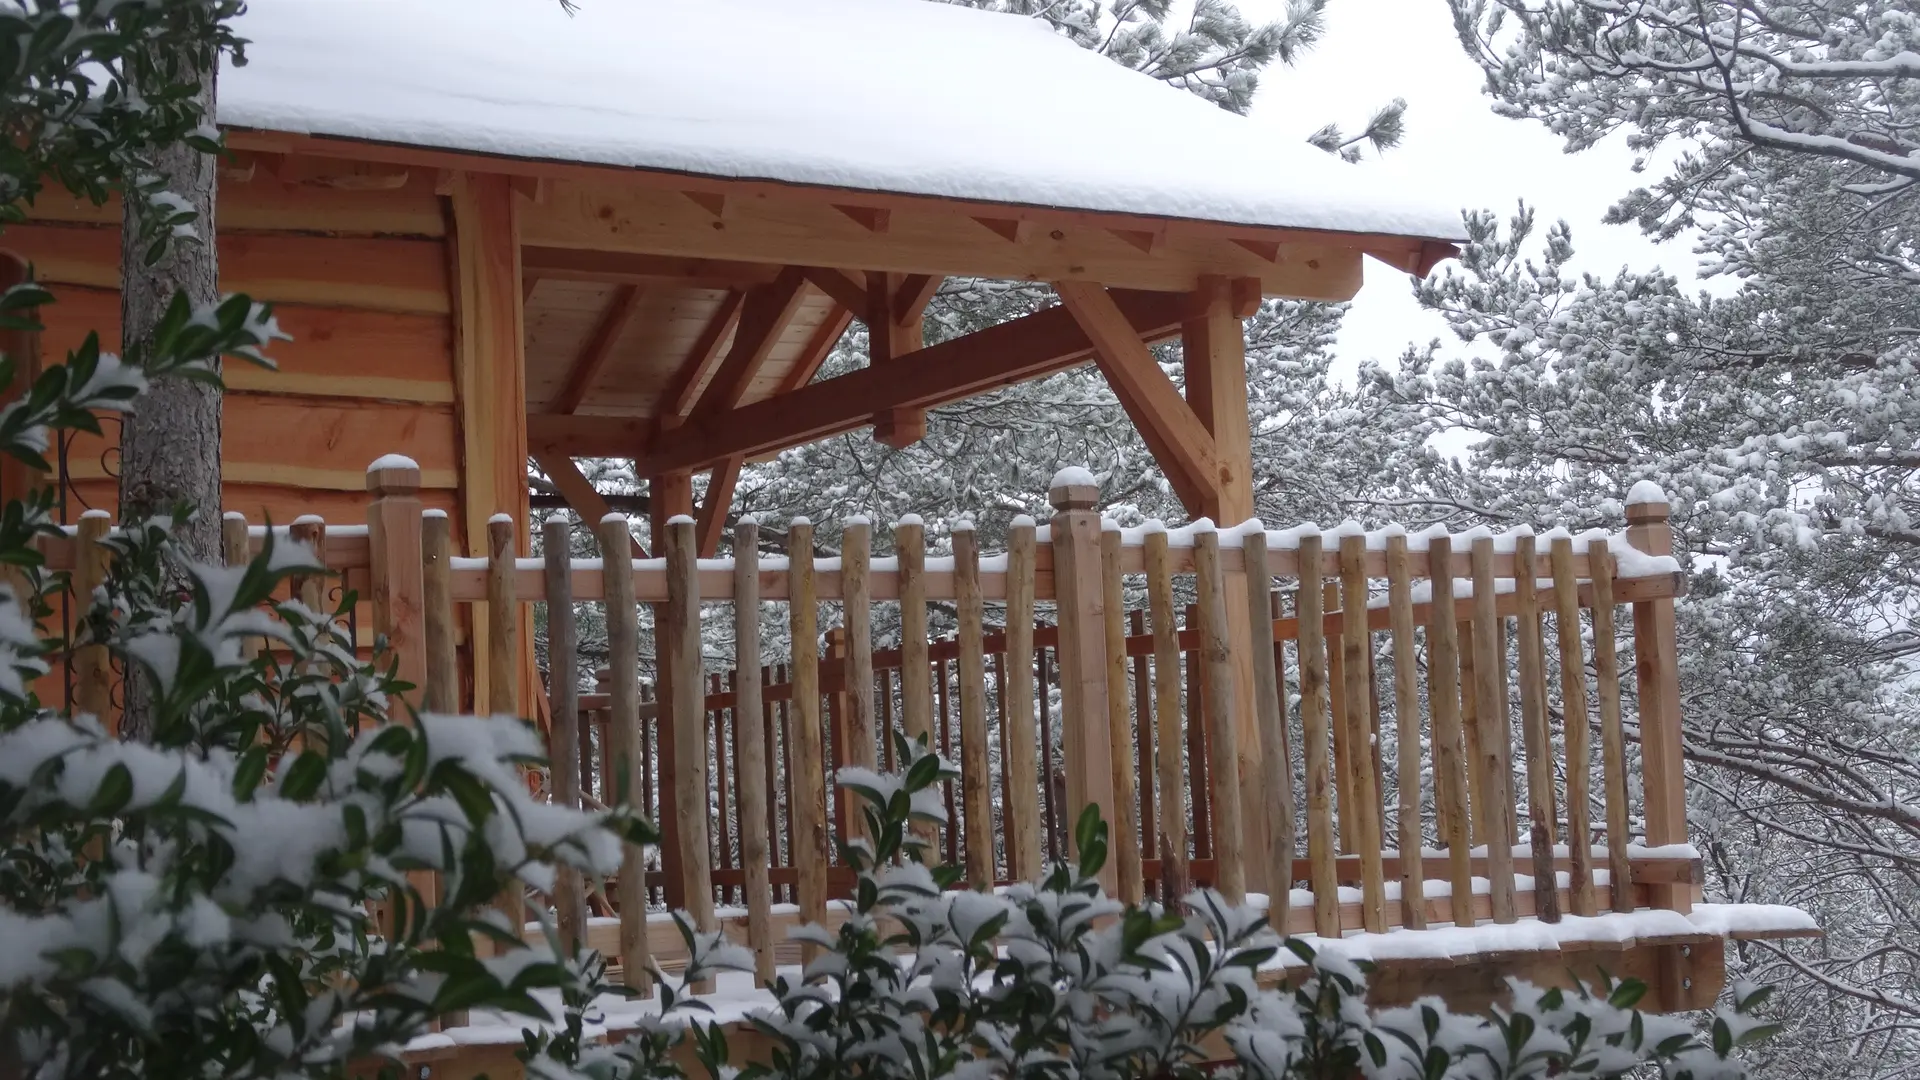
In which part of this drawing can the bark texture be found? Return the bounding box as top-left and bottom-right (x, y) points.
(117, 58), (220, 742)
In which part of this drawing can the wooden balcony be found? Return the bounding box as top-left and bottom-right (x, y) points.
(37, 461), (1820, 1077)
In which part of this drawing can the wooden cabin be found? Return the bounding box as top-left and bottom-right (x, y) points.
(11, 0), (1816, 1072)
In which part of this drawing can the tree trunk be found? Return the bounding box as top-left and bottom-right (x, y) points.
(117, 54), (221, 742)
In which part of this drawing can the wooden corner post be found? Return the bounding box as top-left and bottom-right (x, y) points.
(367, 457), (428, 713)
(1048, 469), (1117, 890)
(1626, 487), (1689, 914)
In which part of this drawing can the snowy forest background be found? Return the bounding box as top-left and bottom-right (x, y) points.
(527, 1), (1920, 1077)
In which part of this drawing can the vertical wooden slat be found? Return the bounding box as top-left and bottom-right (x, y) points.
(1468, 536), (1517, 924)
(761, 665), (780, 895)
(895, 517), (935, 855)
(596, 514), (652, 995)
(1324, 581), (1353, 854)
(1551, 536), (1597, 918)
(1512, 534), (1559, 922)
(787, 521), (829, 953)
(421, 512), (458, 713)
(1427, 536), (1474, 924)
(664, 516), (716, 986)
(1244, 533), (1294, 930)
(221, 512), (251, 570)
(1100, 525), (1145, 903)
(1005, 517), (1041, 882)
(1046, 474), (1117, 887)
(1337, 534), (1386, 931)
(824, 630), (847, 843)
(1296, 533), (1339, 937)
(842, 517), (877, 782)
(1383, 534), (1425, 930)
(72, 511), (112, 723)
(881, 668), (897, 772)
(1143, 527), (1189, 904)
(1037, 648), (1059, 864)
(289, 516), (328, 617)
(1626, 494), (1689, 914)
(732, 521), (774, 984)
(543, 514), (588, 950)
(1458, 613), (1485, 848)
(953, 523), (994, 889)
(994, 654), (1013, 878)
(712, 671), (733, 903)
(1130, 608), (1157, 877)
(1184, 602), (1212, 861)
(480, 516), (524, 932)
(777, 662), (795, 902)
(1194, 528), (1245, 904)
(937, 655), (958, 865)
(1588, 542), (1634, 914)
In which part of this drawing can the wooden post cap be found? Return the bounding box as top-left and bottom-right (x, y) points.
(1625, 479), (1670, 523)
(1048, 465), (1100, 511)
(365, 454), (422, 495)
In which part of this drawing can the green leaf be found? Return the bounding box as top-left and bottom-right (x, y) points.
(279, 751), (328, 801)
(231, 746), (268, 800)
(88, 762), (133, 815)
(1608, 978), (1648, 1010)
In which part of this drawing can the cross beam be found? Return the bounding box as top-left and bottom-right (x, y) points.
(526, 288), (1194, 470)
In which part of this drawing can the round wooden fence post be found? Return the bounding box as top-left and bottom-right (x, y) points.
(1047, 468), (1116, 891)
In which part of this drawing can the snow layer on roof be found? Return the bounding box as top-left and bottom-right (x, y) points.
(221, 0), (1465, 241)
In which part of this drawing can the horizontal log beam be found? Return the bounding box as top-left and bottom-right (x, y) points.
(522, 245), (785, 289)
(527, 288), (1194, 467)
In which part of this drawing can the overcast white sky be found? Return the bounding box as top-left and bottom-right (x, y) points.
(1233, 0), (1702, 375)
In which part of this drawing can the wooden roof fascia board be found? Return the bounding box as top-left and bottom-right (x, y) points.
(659, 290), (747, 420)
(533, 452), (650, 558)
(695, 457), (742, 558)
(223, 130), (1459, 271)
(689, 266), (810, 419)
(1052, 280), (1219, 513)
(522, 246), (785, 289)
(800, 267), (870, 316)
(549, 283), (644, 414)
(526, 288), (1191, 468)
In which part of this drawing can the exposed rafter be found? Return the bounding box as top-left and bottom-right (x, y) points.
(526, 289), (1192, 470)
(800, 266), (869, 314)
(689, 266), (810, 420)
(1053, 280), (1219, 513)
(779, 304), (855, 396)
(695, 458), (742, 558)
(522, 246), (785, 290)
(550, 284), (644, 415)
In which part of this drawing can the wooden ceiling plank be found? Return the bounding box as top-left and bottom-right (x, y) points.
(695, 457), (742, 558)
(659, 290), (747, 421)
(1051, 280), (1218, 512)
(533, 452), (650, 558)
(779, 304), (855, 395)
(689, 266), (810, 418)
(550, 284), (645, 415)
(800, 267), (870, 315)
(526, 288), (1191, 469)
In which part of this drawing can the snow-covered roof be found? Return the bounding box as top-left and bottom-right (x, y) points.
(221, 0), (1466, 242)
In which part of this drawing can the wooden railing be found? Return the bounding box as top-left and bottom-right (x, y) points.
(38, 458), (1694, 999)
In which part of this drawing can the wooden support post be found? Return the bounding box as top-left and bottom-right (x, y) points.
(732, 520), (775, 985)
(597, 514), (653, 996)
(367, 458), (428, 714)
(421, 511), (458, 713)
(1181, 276), (1265, 893)
(1627, 490), (1689, 914)
(543, 514), (588, 952)
(953, 523), (993, 889)
(1048, 470), (1117, 890)
(482, 516), (525, 934)
(1100, 523), (1144, 904)
(869, 271), (930, 447)
(72, 512), (112, 724)
(664, 515), (716, 987)
(1005, 517), (1042, 883)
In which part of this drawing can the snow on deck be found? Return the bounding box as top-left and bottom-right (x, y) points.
(221, 0), (1464, 241)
